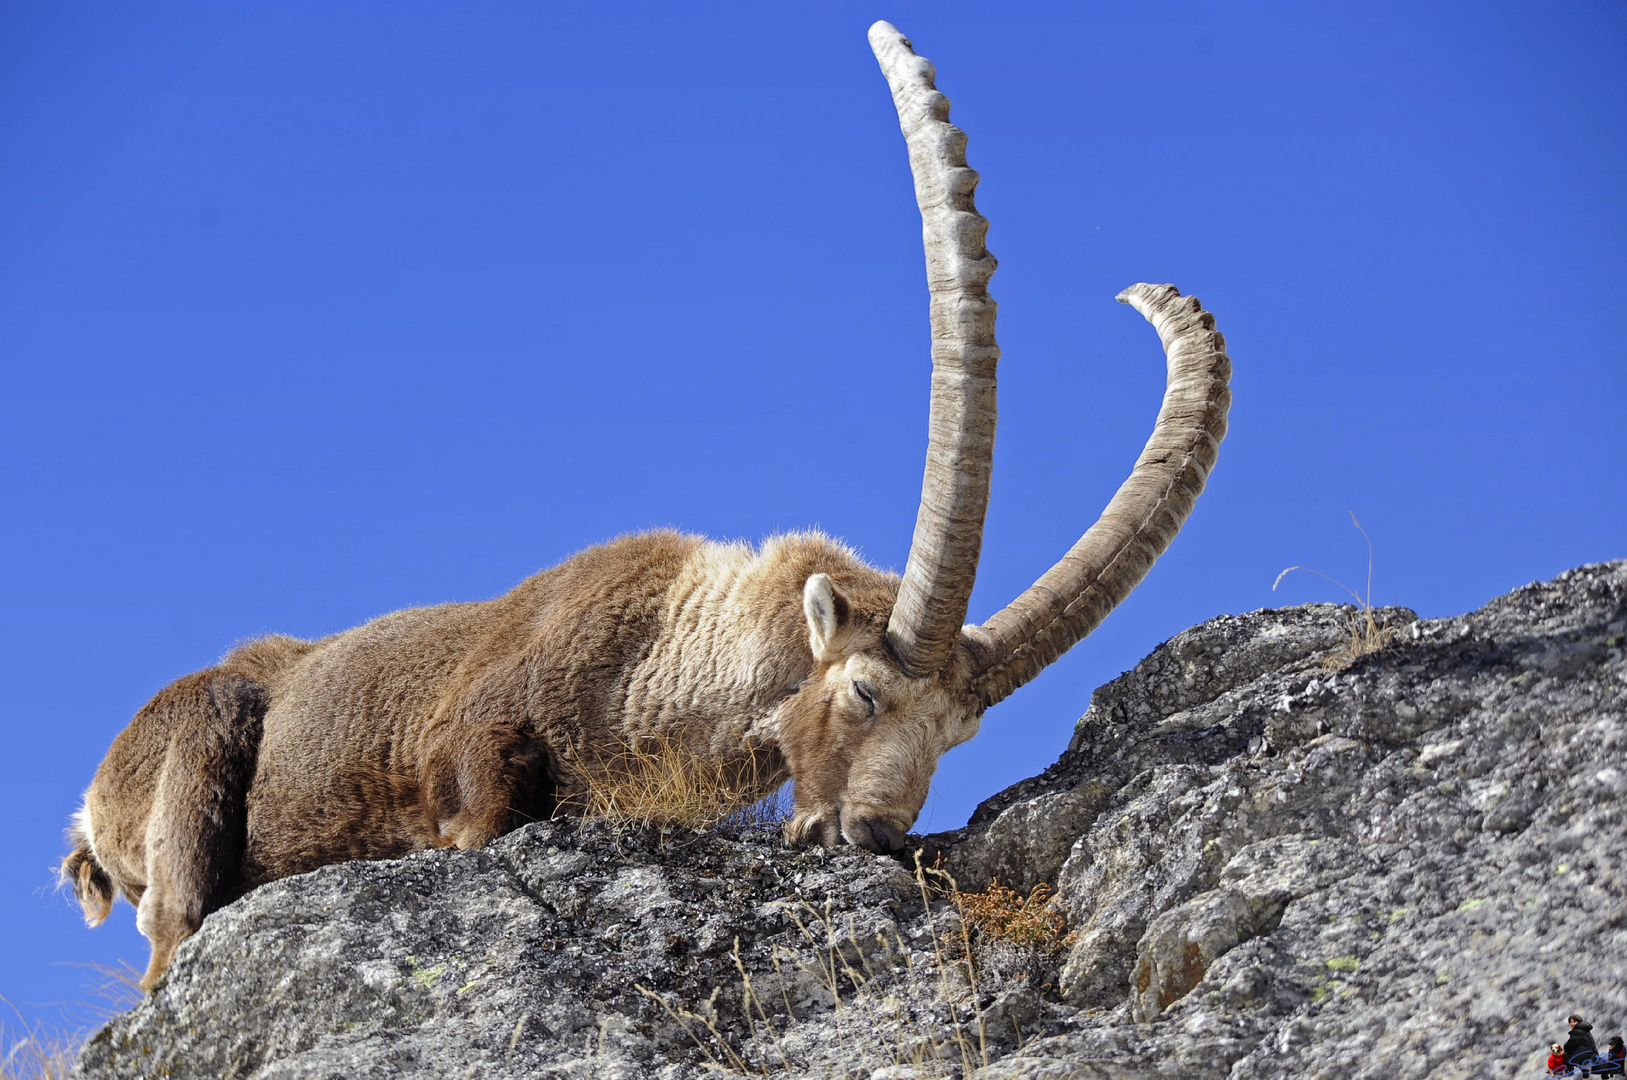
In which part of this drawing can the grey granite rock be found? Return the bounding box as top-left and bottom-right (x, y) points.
(78, 562), (1627, 1079)
(944, 561), (1627, 1078)
(77, 821), (979, 1079)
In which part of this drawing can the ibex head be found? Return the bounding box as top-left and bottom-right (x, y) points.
(779, 23), (1231, 854)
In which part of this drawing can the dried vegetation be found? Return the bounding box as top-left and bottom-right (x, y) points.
(566, 734), (791, 832)
(1274, 512), (1403, 670)
(950, 880), (1075, 976)
(1, 964), (140, 1080)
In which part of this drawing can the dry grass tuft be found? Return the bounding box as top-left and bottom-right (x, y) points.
(0, 1026), (77, 1080)
(951, 880), (1075, 962)
(1274, 511), (1402, 670)
(565, 734), (788, 832)
(1, 962), (142, 1080)
(1320, 606), (1403, 671)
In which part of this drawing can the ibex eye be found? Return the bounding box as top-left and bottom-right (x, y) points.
(852, 681), (877, 719)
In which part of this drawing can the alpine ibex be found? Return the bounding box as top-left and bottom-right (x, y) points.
(62, 22), (1231, 993)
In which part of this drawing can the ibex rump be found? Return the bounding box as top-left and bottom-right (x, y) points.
(63, 23), (1231, 993)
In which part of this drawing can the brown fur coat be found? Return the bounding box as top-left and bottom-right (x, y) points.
(66, 531), (931, 989)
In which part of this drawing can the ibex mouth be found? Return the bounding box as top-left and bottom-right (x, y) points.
(844, 816), (906, 856)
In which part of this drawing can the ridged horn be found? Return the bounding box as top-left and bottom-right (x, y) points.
(869, 21), (1000, 678)
(965, 284), (1232, 709)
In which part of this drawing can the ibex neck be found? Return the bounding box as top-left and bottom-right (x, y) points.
(617, 533), (893, 754)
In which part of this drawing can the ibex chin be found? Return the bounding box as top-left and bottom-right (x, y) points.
(62, 22), (1231, 993)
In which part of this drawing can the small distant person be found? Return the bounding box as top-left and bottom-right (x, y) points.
(1599, 1036), (1626, 1076)
(1567, 1015), (1599, 1062)
(1548, 1043), (1569, 1076)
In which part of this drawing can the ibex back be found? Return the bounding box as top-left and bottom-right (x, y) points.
(63, 22), (1232, 993)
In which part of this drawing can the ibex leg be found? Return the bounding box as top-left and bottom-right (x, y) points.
(419, 721), (556, 850)
(137, 672), (267, 991)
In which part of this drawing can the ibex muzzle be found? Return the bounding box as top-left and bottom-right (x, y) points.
(63, 22), (1231, 992)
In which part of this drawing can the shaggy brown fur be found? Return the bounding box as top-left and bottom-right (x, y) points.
(66, 531), (985, 990)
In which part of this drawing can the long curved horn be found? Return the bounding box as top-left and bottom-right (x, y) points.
(966, 284), (1231, 709)
(869, 21), (1000, 678)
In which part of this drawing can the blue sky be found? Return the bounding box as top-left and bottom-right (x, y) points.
(2, 0), (1623, 1036)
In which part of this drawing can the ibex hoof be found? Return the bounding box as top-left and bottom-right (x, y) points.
(784, 812), (842, 849)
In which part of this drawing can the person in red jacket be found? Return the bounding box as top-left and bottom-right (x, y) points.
(1548, 1043), (1569, 1076)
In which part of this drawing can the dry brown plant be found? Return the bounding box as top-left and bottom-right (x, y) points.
(1274, 512), (1403, 670)
(0, 1024), (76, 1080)
(565, 734), (787, 832)
(1, 963), (142, 1080)
(950, 881), (1075, 961)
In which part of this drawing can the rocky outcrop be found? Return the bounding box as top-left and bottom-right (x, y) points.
(76, 822), (965, 1079)
(936, 561), (1627, 1077)
(78, 562), (1627, 1079)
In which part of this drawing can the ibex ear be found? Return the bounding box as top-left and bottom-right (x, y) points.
(803, 573), (851, 664)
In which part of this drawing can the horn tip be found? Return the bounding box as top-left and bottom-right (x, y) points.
(1116, 282), (1180, 306)
(868, 21), (907, 50)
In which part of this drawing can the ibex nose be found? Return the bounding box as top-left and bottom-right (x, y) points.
(852, 817), (905, 855)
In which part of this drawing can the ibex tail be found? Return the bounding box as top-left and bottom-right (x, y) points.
(60, 808), (114, 927)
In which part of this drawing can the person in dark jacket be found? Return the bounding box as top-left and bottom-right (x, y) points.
(1565, 1015), (1599, 1062)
